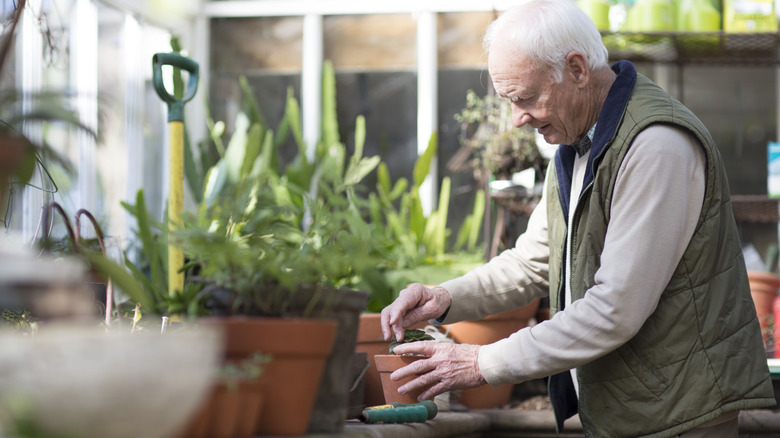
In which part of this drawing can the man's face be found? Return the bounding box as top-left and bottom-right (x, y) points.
(488, 40), (584, 146)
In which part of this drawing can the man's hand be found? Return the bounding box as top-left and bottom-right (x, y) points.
(380, 283), (452, 342)
(389, 341), (487, 401)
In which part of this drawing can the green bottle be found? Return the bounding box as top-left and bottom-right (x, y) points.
(686, 0), (721, 31)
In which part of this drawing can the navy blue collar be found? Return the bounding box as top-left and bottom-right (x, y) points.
(553, 60), (638, 220)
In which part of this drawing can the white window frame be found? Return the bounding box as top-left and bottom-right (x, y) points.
(199, 0), (517, 214)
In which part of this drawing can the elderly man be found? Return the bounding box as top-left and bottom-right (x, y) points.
(380, 0), (776, 436)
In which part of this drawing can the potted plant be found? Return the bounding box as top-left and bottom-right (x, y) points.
(747, 244), (780, 355)
(451, 89), (544, 187)
(98, 59), (386, 435)
(374, 329), (436, 405)
(356, 133), (488, 407)
(451, 88), (546, 258)
(177, 81), (386, 434)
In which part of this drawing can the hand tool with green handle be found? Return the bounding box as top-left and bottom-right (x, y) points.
(152, 52), (198, 297)
(360, 401), (438, 424)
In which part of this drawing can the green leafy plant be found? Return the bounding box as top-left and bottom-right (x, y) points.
(388, 329), (435, 354)
(451, 89), (542, 182)
(166, 60), (391, 318)
(91, 189), (209, 319)
(362, 134), (487, 312)
(0, 309), (37, 335)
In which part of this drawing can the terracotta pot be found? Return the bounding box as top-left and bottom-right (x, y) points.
(199, 316), (337, 436)
(355, 314), (427, 407)
(288, 288), (368, 434)
(374, 354), (429, 404)
(179, 380), (264, 438)
(442, 299), (540, 409)
(749, 271), (780, 352)
(774, 296), (780, 358)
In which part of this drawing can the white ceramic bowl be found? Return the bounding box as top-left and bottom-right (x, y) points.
(0, 324), (223, 438)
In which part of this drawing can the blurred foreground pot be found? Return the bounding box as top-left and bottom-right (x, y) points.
(178, 379), (264, 438)
(0, 324), (222, 438)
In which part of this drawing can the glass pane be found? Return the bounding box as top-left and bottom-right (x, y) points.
(438, 12), (495, 68)
(95, 3), (126, 239)
(211, 16), (303, 72)
(324, 14), (415, 70)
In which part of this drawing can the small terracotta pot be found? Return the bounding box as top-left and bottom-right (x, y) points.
(374, 354), (428, 405)
(355, 314), (427, 407)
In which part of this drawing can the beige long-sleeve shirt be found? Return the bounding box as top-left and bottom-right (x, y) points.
(438, 124), (706, 387)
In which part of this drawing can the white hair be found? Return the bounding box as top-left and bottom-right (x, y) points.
(483, 0), (609, 82)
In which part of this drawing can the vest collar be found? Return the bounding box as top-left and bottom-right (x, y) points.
(553, 61), (638, 220)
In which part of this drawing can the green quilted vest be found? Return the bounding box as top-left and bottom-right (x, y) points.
(545, 71), (776, 437)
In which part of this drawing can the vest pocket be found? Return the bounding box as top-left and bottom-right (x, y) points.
(616, 343), (670, 396)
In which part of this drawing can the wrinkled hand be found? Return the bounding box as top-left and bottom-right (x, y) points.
(380, 283), (452, 342)
(390, 341), (487, 401)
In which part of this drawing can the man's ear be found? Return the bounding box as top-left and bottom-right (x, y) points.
(565, 52), (589, 87)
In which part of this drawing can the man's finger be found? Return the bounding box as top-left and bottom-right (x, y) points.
(391, 341), (435, 357)
(390, 356), (433, 382)
(380, 308), (392, 341)
(398, 369), (439, 395)
(418, 381), (449, 401)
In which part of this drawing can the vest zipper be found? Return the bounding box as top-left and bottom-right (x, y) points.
(566, 180), (594, 437)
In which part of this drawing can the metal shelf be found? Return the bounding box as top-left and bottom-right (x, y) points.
(604, 32), (780, 65)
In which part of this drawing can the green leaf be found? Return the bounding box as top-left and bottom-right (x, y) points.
(321, 60), (339, 148)
(223, 112), (250, 183)
(87, 252), (154, 312)
(389, 178), (408, 203)
(377, 163), (391, 199)
(213, 121), (225, 138)
(124, 257), (156, 305)
(468, 189), (485, 250)
(354, 115), (366, 160)
(241, 123), (263, 178)
(285, 87), (305, 156)
(408, 194), (426, 244)
(203, 161), (227, 207)
(184, 131), (203, 205)
(453, 215), (473, 251)
(434, 177), (451, 254)
(250, 130), (276, 179)
(239, 75), (265, 129)
(413, 132), (437, 189)
(344, 156), (380, 187)
(388, 329), (435, 354)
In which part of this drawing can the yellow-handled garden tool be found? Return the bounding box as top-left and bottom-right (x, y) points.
(152, 52), (198, 296)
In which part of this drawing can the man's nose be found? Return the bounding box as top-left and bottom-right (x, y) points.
(512, 107), (532, 128)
